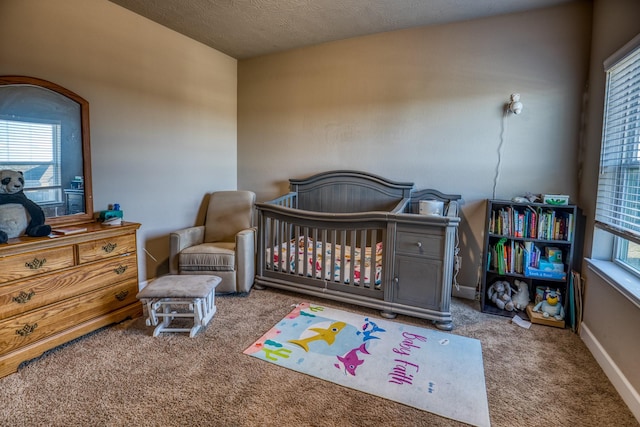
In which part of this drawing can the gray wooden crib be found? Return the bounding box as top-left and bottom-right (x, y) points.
(255, 170), (461, 330)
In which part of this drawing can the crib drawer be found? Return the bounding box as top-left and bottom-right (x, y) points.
(396, 231), (443, 259)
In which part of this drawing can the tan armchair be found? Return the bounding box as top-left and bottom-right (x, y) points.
(169, 190), (256, 294)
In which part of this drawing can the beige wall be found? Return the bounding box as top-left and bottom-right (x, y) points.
(578, 0), (640, 418)
(238, 2), (592, 296)
(1, 0), (638, 417)
(0, 0), (238, 280)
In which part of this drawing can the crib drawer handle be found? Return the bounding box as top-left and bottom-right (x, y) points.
(16, 323), (38, 337)
(102, 242), (118, 253)
(25, 258), (46, 269)
(13, 291), (36, 304)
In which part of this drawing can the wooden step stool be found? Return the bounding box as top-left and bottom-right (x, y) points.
(136, 275), (221, 337)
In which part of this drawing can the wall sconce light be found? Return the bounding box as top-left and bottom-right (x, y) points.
(508, 93), (523, 114)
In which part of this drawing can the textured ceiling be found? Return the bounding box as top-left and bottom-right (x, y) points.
(109, 0), (577, 59)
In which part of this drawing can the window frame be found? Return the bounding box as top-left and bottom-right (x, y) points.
(596, 33), (640, 278)
(614, 238), (640, 276)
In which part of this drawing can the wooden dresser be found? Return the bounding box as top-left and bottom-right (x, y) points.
(0, 221), (142, 378)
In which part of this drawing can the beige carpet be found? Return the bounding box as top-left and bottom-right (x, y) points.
(0, 287), (637, 427)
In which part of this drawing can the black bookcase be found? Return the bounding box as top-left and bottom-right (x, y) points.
(480, 199), (584, 324)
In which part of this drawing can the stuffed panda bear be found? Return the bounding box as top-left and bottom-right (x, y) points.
(0, 170), (52, 243)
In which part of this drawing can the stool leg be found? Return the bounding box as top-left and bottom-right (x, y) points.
(189, 298), (202, 337)
(152, 303), (172, 336)
(148, 300), (160, 326)
(200, 292), (217, 328)
(194, 298), (204, 326)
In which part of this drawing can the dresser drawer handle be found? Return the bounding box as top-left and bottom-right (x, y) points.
(12, 291), (35, 304)
(16, 323), (38, 337)
(115, 290), (129, 301)
(102, 242), (118, 253)
(25, 258), (46, 269)
(113, 265), (128, 275)
(416, 242), (422, 248)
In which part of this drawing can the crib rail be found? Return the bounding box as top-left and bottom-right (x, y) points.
(269, 192), (297, 209)
(256, 203), (388, 299)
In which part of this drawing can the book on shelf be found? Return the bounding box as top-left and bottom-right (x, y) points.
(52, 226), (88, 235)
(514, 243), (525, 274)
(492, 238), (507, 274)
(526, 205), (537, 238)
(489, 239), (526, 275)
(490, 202), (574, 241)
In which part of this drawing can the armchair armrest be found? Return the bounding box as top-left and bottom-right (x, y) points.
(169, 225), (205, 274)
(235, 227), (256, 292)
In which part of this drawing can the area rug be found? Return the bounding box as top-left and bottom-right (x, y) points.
(243, 303), (491, 427)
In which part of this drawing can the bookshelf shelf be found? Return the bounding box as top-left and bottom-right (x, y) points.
(480, 199), (584, 324)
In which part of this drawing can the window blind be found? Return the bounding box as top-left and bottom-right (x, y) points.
(0, 119), (57, 162)
(0, 117), (62, 205)
(596, 34), (640, 244)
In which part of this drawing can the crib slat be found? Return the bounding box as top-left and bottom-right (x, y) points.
(294, 226), (300, 275)
(339, 231), (346, 285)
(271, 219), (277, 272)
(260, 216), (274, 270)
(283, 221), (289, 273)
(330, 229), (337, 283)
(269, 218), (280, 271)
(349, 230), (356, 286)
(360, 229), (367, 288)
(302, 228), (309, 278)
(370, 229), (378, 289)
(320, 229), (327, 282)
(275, 219), (281, 272)
(281, 221), (288, 274)
(311, 228), (318, 279)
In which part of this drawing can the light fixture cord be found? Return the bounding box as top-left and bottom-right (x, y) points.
(453, 226), (460, 291)
(492, 108), (509, 199)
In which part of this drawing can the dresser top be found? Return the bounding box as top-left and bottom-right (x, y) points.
(0, 221), (141, 257)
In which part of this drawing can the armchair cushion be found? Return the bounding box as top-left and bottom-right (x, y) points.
(204, 191), (254, 243)
(179, 242), (235, 272)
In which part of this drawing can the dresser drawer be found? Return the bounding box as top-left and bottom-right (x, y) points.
(0, 246), (75, 284)
(77, 234), (136, 264)
(0, 254), (138, 319)
(396, 231), (443, 259)
(0, 279), (139, 355)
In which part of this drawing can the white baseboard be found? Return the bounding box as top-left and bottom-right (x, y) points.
(581, 323), (640, 423)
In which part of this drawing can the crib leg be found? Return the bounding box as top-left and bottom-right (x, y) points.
(380, 310), (397, 319)
(435, 320), (453, 331)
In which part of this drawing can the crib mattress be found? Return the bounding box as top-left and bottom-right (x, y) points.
(265, 236), (383, 287)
